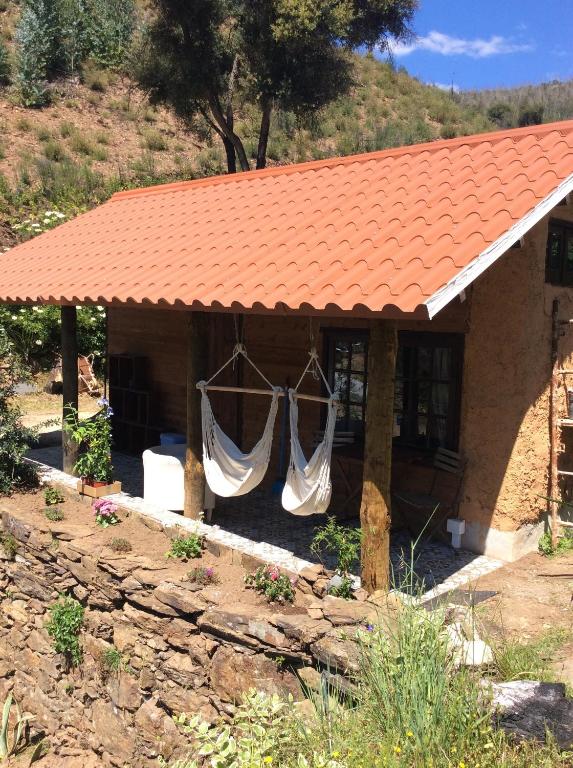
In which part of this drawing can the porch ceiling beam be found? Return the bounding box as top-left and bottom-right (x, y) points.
(359, 320), (397, 593)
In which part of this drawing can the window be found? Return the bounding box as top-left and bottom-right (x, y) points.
(546, 220), (573, 286)
(394, 332), (463, 451)
(326, 330), (463, 450)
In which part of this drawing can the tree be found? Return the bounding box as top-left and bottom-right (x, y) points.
(133, 0), (417, 173)
(518, 103), (544, 127)
(0, 39), (11, 86)
(487, 101), (513, 129)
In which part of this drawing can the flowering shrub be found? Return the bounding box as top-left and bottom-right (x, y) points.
(92, 499), (119, 527)
(245, 565), (296, 604)
(12, 209), (67, 239)
(64, 398), (113, 483)
(187, 565), (219, 585)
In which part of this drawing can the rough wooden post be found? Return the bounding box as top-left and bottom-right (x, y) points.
(360, 321), (397, 593)
(185, 312), (208, 519)
(61, 305), (79, 474)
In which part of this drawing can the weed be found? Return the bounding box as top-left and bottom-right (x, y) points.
(95, 130), (110, 145)
(44, 486), (65, 505)
(42, 139), (67, 162)
(98, 646), (125, 679)
(15, 116), (32, 132)
(0, 693), (34, 760)
(490, 628), (570, 683)
(44, 506), (64, 522)
(141, 128), (168, 151)
(45, 595), (84, 667)
(69, 132), (95, 156)
(0, 533), (18, 560)
(539, 528), (573, 557)
(35, 126), (52, 142)
(110, 537), (132, 553)
(82, 62), (109, 92)
(311, 517), (361, 599)
(59, 121), (75, 138)
(186, 565), (219, 586)
(245, 564), (296, 604)
(166, 534), (203, 560)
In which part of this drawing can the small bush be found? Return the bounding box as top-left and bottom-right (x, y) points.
(15, 116), (33, 132)
(166, 534), (203, 560)
(81, 61), (109, 92)
(45, 595), (84, 667)
(539, 528), (573, 557)
(69, 132), (95, 156)
(42, 138), (67, 162)
(311, 517), (361, 599)
(109, 537), (131, 553)
(44, 506), (64, 522)
(44, 486), (65, 505)
(141, 128), (168, 151)
(0, 533), (19, 560)
(59, 120), (75, 138)
(245, 564), (296, 604)
(187, 565), (219, 586)
(98, 646), (126, 679)
(35, 125), (51, 141)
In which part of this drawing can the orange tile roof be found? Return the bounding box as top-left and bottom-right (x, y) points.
(2, 120), (573, 318)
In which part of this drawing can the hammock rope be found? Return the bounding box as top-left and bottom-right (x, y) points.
(197, 343), (280, 498)
(282, 348), (339, 516)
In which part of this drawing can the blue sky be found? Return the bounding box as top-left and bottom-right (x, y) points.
(384, 0), (573, 91)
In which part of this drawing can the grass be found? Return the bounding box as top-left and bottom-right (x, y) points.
(42, 139), (67, 162)
(141, 128), (168, 151)
(539, 528), (573, 557)
(490, 628), (571, 683)
(69, 132), (96, 157)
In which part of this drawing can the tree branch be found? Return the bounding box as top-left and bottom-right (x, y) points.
(208, 93), (250, 172)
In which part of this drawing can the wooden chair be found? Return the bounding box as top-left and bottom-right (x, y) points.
(78, 354), (100, 396)
(313, 430), (362, 515)
(392, 447), (466, 538)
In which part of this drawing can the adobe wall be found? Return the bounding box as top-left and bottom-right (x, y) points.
(459, 201), (573, 558)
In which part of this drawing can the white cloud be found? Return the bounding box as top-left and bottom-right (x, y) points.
(388, 30), (533, 59)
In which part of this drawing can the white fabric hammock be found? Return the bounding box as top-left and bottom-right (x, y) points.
(281, 349), (339, 516)
(197, 344), (280, 498)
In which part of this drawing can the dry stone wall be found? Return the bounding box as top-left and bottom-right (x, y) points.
(0, 507), (379, 768)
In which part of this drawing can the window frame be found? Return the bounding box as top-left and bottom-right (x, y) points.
(324, 328), (464, 451)
(546, 218), (573, 286)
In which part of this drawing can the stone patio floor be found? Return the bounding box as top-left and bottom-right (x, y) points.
(27, 446), (505, 600)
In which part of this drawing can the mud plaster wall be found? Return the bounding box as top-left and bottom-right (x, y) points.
(459, 201), (573, 533)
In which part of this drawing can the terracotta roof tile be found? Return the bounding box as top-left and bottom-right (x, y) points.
(1, 120), (573, 317)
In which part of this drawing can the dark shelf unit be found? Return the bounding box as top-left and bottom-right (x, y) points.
(109, 354), (160, 453)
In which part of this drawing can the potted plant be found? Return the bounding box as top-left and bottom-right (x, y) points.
(64, 397), (121, 497)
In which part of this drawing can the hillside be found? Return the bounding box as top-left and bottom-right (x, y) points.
(1, 0), (573, 250)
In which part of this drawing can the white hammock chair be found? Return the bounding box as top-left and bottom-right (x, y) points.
(282, 349), (339, 516)
(197, 344), (281, 498)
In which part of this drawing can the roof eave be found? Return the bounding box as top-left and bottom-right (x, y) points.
(425, 172), (573, 319)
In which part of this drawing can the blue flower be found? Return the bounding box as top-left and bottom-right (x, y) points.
(97, 397), (109, 408)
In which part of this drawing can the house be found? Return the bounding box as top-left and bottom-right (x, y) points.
(2, 119), (573, 589)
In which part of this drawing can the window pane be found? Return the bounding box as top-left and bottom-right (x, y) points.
(349, 404), (363, 423)
(432, 348), (452, 380)
(431, 382), (449, 416)
(335, 341), (350, 369)
(350, 341), (366, 371)
(417, 381), (431, 414)
(417, 347), (432, 378)
(349, 373), (365, 404)
(334, 371), (348, 400)
(394, 379), (404, 410)
(416, 414), (427, 437)
(395, 347), (405, 377)
(336, 402), (348, 423)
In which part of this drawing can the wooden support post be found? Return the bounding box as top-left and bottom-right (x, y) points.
(360, 321), (397, 593)
(185, 312), (208, 519)
(61, 305), (79, 474)
(549, 299), (561, 550)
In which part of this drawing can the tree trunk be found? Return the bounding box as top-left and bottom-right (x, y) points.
(360, 321), (397, 593)
(256, 100), (272, 170)
(208, 94), (251, 172)
(184, 312), (208, 519)
(61, 305), (79, 475)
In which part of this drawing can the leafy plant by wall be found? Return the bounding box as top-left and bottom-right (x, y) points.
(45, 595), (84, 666)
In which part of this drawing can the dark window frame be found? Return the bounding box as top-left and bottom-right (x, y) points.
(546, 219), (573, 286)
(324, 328), (464, 451)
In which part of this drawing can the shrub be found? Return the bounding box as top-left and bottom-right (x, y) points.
(166, 534), (203, 560)
(44, 485), (65, 505)
(0, 39), (11, 86)
(15, 116), (33, 132)
(92, 498), (119, 527)
(0, 332), (38, 495)
(43, 138), (67, 162)
(186, 565), (219, 586)
(64, 398), (113, 483)
(44, 506), (65, 522)
(14, 0), (55, 107)
(81, 61), (110, 91)
(45, 595), (84, 666)
(141, 128), (168, 151)
(245, 564), (296, 604)
(311, 517), (361, 599)
(0, 533), (19, 560)
(110, 537), (131, 552)
(69, 132), (95, 156)
(59, 120), (75, 138)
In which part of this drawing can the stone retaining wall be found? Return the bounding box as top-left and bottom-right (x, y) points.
(0, 507), (381, 768)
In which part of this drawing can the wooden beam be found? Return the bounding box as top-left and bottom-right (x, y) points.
(184, 312), (208, 519)
(61, 306), (79, 474)
(360, 321), (397, 593)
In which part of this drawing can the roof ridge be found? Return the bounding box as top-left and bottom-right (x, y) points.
(111, 118), (573, 202)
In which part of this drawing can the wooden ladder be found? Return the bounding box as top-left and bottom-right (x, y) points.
(549, 300), (573, 548)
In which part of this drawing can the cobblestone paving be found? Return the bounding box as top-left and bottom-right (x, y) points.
(28, 446), (504, 598)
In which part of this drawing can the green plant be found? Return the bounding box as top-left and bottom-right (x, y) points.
(0, 693), (34, 760)
(44, 485), (65, 505)
(45, 595), (84, 667)
(0, 39), (11, 86)
(186, 565), (219, 586)
(98, 646), (127, 679)
(311, 517), (361, 598)
(42, 138), (67, 162)
(14, 0), (54, 107)
(59, 120), (75, 138)
(166, 534), (203, 560)
(92, 498), (119, 527)
(69, 132), (95, 156)
(0, 533), (19, 560)
(44, 506), (65, 522)
(110, 537), (131, 553)
(245, 564), (296, 604)
(539, 528), (573, 557)
(63, 399), (113, 483)
(141, 128), (168, 152)
(491, 629), (570, 683)
(0, 332), (39, 495)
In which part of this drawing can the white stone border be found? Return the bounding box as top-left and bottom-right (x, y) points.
(27, 458), (505, 598)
